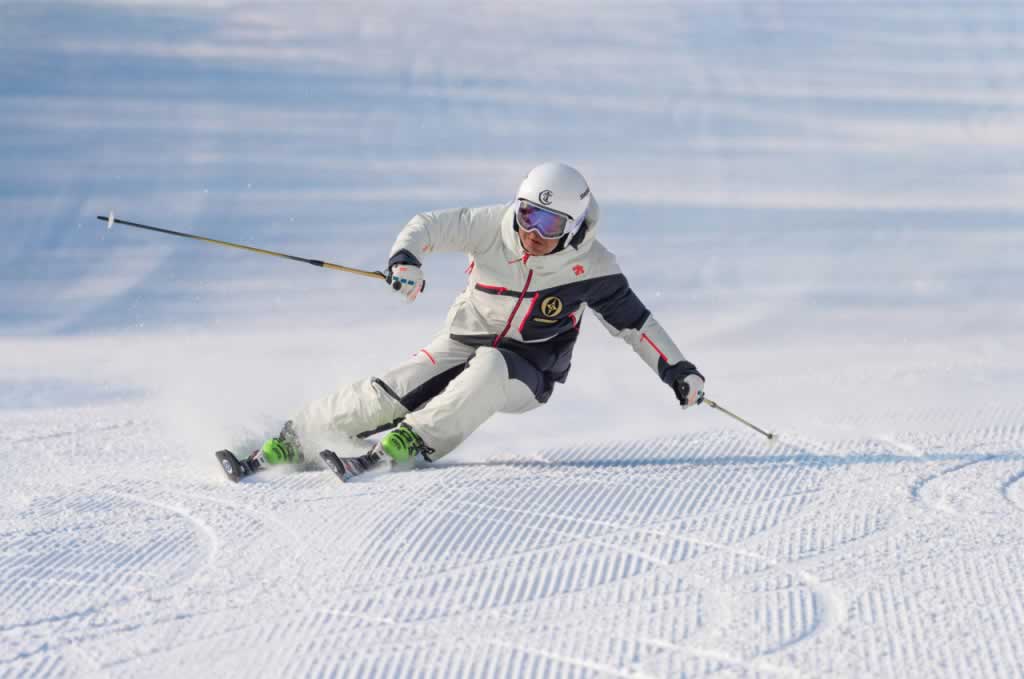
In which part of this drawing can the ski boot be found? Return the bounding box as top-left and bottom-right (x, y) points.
(218, 421), (306, 482)
(320, 424), (433, 482)
(258, 420), (305, 466)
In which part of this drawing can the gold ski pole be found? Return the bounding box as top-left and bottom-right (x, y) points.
(703, 397), (777, 441)
(97, 212), (387, 281)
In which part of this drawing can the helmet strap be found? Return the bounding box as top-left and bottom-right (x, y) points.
(548, 234), (571, 255)
(568, 221), (590, 250)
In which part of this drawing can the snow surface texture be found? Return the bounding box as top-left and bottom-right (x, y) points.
(2, 2), (1024, 677)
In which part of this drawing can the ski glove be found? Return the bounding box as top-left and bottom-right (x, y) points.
(387, 263), (425, 302)
(672, 363), (705, 409)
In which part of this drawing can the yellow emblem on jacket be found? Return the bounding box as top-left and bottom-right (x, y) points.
(541, 296), (563, 318)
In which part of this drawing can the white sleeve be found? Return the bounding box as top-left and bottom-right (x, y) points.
(593, 309), (690, 384)
(389, 204), (506, 264)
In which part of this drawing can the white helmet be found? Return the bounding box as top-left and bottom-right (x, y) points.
(515, 162), (593, 240)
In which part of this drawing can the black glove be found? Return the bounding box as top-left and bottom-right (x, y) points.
(671, 362), (705, 409)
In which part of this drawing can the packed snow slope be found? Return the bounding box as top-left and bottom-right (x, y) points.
(3, 2), (1024, 677)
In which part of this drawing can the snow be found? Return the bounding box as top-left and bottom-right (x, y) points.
(2, 1), (1024, 677)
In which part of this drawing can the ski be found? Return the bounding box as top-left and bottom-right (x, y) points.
(215, 449), (320, 483)
(216, 449), (259, 482)
(319, 449), (386, 483)
(216, 443), (383, 484)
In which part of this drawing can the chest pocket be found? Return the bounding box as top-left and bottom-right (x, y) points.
(533, 295), (566, 324)
(522, 293), (582, 341)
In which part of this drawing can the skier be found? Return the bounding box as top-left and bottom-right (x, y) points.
(257, 162), (705, 479)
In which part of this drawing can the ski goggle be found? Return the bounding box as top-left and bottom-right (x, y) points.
(516, 200), (572, 240)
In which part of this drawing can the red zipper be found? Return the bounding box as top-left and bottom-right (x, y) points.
(493, 269), (534, 347)
(518, 293), (540, 333)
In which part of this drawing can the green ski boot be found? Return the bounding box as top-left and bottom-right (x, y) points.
(320, 424), (435, 483)
(379, 424), (433, 463)
(259, 420), (305, 465)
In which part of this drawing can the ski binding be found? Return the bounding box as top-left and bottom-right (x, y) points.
(320, 449), (385, 482)
(215, 448), (320, 483)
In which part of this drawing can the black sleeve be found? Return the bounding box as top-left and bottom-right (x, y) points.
(587, 273), (651, 331)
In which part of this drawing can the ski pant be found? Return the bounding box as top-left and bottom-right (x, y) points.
(292, 335), (547, 460)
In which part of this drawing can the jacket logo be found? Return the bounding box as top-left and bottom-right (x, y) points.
(539, 190), (553, 205)
(541, 296), (563, 317)
(573, 264), (585, 276)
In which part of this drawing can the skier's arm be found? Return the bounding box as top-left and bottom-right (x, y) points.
(384, 204), (505, 300)
(388, 204), (504, 269)
(588, 274), (705, 407)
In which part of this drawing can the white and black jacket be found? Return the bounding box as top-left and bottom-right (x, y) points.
(388, 199), (695, 402)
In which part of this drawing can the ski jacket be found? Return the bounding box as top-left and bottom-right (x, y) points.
(388, 199), (694, 402)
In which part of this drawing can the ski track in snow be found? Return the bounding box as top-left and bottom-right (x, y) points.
(4, 410), (1024, 677)
(1001, 470), (1024, 514)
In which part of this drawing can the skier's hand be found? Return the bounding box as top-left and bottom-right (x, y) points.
(387, 263), (425, 302)
(671, 363), (705, 409)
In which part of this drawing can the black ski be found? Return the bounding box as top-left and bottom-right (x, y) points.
(216, 449), (259, 482)
(320, 449), (386, 482)
(215, 449), (319, 483)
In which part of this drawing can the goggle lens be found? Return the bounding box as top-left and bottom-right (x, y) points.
(516, 201), (570, 239)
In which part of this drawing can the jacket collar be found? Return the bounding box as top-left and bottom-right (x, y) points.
(499, 201), (598, 274)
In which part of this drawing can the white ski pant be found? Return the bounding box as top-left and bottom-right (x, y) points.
(292, 335), (543, 459)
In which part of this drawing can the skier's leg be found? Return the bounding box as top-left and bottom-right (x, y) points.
(401, 346), (547, 459)
(291, 336), (475, 451)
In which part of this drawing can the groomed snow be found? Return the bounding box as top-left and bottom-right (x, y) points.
(3, 2), (1024, 677)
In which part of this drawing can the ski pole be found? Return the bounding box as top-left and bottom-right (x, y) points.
(703, 397), (776, 441)
(97, 212), (387, 281)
